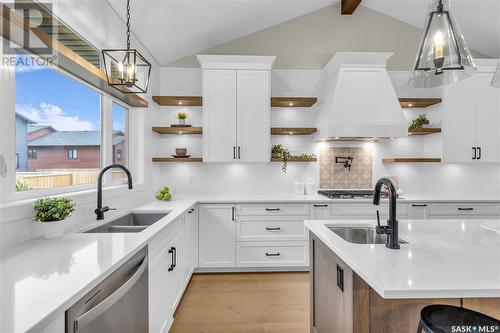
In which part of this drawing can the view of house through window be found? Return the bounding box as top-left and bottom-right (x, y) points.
(112, 102), (128, 181)
(15, 60), (102, 191)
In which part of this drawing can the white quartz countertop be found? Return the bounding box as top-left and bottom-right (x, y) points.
(305, 219), (500, 299)
(2, 193), (500, 332)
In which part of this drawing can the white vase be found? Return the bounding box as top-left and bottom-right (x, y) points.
(42, 220), (65, 239)
(178, 119), (186, 125)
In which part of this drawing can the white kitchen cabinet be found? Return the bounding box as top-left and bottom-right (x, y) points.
(199, 55), (275, 163)
(236, 241), (308, 267)
(198, 204), (236, 267)
(149, 217), (184, 333)
(202, 69), (237, 162)
(443, 63), (500, 163)
(408, 203), (430, 219)
(183, 205), (198, 284)
(310, 203), (331, 219)
(236, 70), (271, 162)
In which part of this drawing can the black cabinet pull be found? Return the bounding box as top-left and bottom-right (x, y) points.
(238, 146), (241, 159)
(265, 226), (281, 231)
(458, 207), (474, 211)
(265, 252), (280, 257)
(173, 247), (177, 268)
(232, 206), (235, 221)
(265, 208), (280, 211)
(472, 147), (477, 160)
(336, 264), (344, 292)
(412, 204), (428, 207)
(168, 247), (175, 271)
(233, 146), (236, 159)
(477, 146), (482, 160)
(313, 204), (328, 207)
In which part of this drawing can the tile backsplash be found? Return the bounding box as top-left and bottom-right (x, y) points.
(320, 147), (373, 189)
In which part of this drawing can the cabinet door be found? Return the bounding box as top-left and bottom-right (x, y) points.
(149, 236), (179, 333)
(184, 205), (198, 284)
(199, 204), (236, 267)
(236, 70), (271, 162)
(442, 77), (476, 163)
(202, 70), (237, 162)
(310, 203), (331, 220)
(408, 203), (429, 219)
(170, 230), (185, 311)
(474, 73), (500, 163)
(311, 235), (352, 333)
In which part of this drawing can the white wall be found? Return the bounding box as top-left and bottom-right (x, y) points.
(157, 67), (500, 198)
(0, 1), (160, 249)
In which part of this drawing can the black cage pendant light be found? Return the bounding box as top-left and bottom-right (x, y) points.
(409, 0), (475, 88)
(102, 0), (151, 94)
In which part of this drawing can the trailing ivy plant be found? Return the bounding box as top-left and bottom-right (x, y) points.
(272, 144), (291, 173)
(409, 114), (429, 129)
(34, 197), (76, 222)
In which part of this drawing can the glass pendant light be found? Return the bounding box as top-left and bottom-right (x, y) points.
(102, 0), (151, 94)
(409, 0), (476, 88)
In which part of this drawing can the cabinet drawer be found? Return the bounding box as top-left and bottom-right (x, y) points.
(429, 203), (500, 216)
(236, 241), (308, 267)
(149, 218), (183, 262)
(331, 202), (407, 219)
(237, 203), (309, 216)
(236, 218), (307, 241)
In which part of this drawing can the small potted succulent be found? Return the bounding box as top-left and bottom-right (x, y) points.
(176, 112), (188, 126)
(34, 197), (76, 239)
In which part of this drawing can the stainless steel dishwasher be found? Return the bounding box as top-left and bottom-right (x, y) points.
(66, 247), (148, 333)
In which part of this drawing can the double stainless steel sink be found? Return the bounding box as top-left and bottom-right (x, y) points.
(84, 212), (169, 233)
(328, 226), (408, 245)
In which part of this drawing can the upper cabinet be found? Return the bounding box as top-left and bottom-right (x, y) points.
(198, 55), (276, 162)
(443, 61), (500, 163)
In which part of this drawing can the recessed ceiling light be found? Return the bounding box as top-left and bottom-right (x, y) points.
(289, 102), (294, 106)
(408, 103), (413, 107)
(178, 101), (183, 105)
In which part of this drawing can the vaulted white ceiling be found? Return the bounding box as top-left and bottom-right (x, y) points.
(108, 0), (500, 66)
(107, 0), (336, 66)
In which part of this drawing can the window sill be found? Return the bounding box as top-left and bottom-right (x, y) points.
(1, 182), (147, 209)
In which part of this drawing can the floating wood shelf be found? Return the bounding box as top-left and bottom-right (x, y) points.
(152, 96), (203, 106)
(152, 157), (203, 162)
(271, 157), (317, 162)
(271, 128), (317, 135)
(408, 128), (442, 135)
(152, 126), (202, 134)
(271, 97), (318, 107)
(382, 158), (442, 163)
(399, 98), (442, 108)
(152, 96), (318, 108)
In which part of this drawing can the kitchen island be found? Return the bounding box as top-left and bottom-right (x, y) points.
(305, 219), (500, 333)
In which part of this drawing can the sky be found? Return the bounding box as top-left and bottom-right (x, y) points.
(15, 61), (126, 133)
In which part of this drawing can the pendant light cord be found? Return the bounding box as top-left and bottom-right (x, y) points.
(126, 0), (131, 50)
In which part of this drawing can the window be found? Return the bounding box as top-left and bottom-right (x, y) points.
(112, 102), (128, 181)
(28, 149), (37, 160)
(68, 149), (78, 159)
(15, 58), (101, 191)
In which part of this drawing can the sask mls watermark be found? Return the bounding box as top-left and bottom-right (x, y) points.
(2, 2), (56, 67)
(451, 325), (500, 332)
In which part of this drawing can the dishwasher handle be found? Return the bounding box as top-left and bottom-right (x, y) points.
(74, 254), (148, 332)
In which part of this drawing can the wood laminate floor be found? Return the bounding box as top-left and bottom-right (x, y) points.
(170, 272), (310, 333)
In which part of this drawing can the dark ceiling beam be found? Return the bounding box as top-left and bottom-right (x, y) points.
(341, 0), (362, 15)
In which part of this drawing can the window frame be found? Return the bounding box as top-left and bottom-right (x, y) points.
(67, 148), (78, 160)
(0, 52), (138, 203)
(28, 149), (37, 160)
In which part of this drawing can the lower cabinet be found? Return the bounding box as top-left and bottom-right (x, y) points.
(236, 241), (308, 267)
(310, 202), (408, 221)
(198, 204), (236, 268)
(408, 202), (500, 219)
(149, 219), (184, 333)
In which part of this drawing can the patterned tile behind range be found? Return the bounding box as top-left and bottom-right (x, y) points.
(320, 147), (373, 189)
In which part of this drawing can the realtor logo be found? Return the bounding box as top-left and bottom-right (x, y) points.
(451, 325), (500, 333)
(2, 2), (53, 56)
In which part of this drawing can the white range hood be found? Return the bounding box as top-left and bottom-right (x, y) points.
(316, 52), (407, 141)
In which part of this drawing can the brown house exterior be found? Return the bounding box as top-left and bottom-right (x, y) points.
(27, 130), (125, 171)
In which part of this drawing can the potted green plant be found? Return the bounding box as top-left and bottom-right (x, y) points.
(409, 114), (430, 129)
(176, 112), (188, 125)
(272, 144), (291, 173)
(34, 197), (76, 239)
